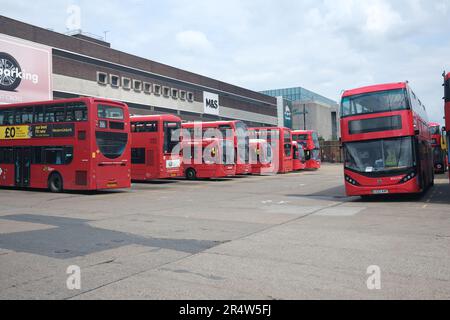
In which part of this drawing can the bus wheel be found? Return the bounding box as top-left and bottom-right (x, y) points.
(48, 173), (64, 193)
(185, 168), (197, 180)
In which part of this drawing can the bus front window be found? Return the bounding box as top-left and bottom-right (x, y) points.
(344, 137), (414, 173)
(341, 89), (408, 118)
(164, 122), (181, 154)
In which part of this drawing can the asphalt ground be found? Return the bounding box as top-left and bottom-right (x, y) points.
(0, 164), (449, 299)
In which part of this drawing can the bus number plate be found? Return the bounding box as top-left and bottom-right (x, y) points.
(372, 190), (389, 195)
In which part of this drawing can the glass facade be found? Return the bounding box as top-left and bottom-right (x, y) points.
(261, 87), (337, 106)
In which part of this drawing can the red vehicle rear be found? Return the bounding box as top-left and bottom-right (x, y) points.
(249, 138), (273, 175)
(182, 121), (250, 175)
(340, 82), (433, 197)
(181, 137), (236, 179)
(292, 141), (307, 171)
(249, 127), (293, 174)
(130, 115), (183, 180)
(444, 72), (450, 180)
(291, 130), (321, 169)
(429, 122), (447, 174)
(0, 98), (131, 192)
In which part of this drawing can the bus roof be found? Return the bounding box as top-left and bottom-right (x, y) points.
(429, 122), (440, 128)
(250, 127), (289, 131)
(291, 130), (314, 135)
(131, 114), (181, 122)
(342, 82), (407, 98)
(0, 97), (127, 108)
(182, 120), (242, 128)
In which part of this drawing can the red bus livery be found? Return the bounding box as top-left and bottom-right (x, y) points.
(249, 127), (293, 174)
(249, 138), (273, 175)
(292, 141), (307, 171)
(182, 121), (251, 175)
(429, 122), (447, 174)
(130, 115), (183, 180)
(0, 98), (131, 192)
(340, 82), (433, 196)
(181, 137), (236, 180)
(291, 130), (321, 169)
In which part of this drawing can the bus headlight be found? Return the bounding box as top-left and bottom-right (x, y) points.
(345, 175), (360, 186)
(400, 171), (416, 184)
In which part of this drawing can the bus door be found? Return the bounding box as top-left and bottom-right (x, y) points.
(14, 147), (31, 187)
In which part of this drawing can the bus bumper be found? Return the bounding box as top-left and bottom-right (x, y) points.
(345, 177), (421, 197)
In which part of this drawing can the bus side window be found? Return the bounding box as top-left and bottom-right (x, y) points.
(32, 147), (43, 164)
(54, 105), (66, 122)
(0, 109), (13, 125)
(14, 108), (22, 124)
(45, 106), (56, 123)
(66, 105), (75, 122)
(21, 107), (33, 124)
(0, 147), (14, 163)
(34, 106), (45, 123)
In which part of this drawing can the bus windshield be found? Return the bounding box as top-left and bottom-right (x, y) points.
(293, 134), (308, 142)
(344, 137), (414, 173)
(429, 126), (440, 135)
(341, 89), (408, 117)
(163, 121), (181, 154)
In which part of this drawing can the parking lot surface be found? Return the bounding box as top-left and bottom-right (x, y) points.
(1, 164), (449, 299)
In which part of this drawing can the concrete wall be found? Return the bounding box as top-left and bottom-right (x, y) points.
(53, 74), (278, 125)
(292, 101), (340, 140)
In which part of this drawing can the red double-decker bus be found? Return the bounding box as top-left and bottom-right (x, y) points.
(292, 141), (307, 171)
(291, 130), (321, 169)
(249, 127), (293, 174)
(182, 121), (250, 175)
(130, 115), (183, 180)
(444, 72), (450, 180)
(340, 82), (433, 197)
(181, 137), (236, 179)
(429, 122), (447, 174)
(249, 138), (273, 175)
(0, 98), (131, 192)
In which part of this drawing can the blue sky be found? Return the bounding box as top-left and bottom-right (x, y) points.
(3, 0), (450, 124)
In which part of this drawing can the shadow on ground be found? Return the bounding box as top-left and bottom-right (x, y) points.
(0, 214), (224, 259)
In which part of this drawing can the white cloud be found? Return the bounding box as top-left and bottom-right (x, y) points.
(175, 30), (213, 54)
(363, 1), (402, 35)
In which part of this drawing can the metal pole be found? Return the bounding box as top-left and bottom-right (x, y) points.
(303, 104), (306, 130)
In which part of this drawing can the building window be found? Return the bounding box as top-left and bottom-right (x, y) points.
(122, 77), (131, 90)
(163, 86), (170, 97)
(143, 82), (152, 94)
(180, 90), (186, 101)
(153, 84), (161, 96)
(187, 92), (194, 102)
(133, 80), (142, 92)
(171, 88), (179, 99)
(110, 75), (120, 87)
(97, 72), (108, 85)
